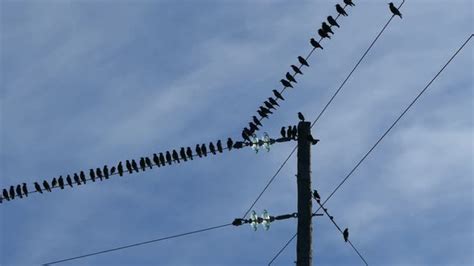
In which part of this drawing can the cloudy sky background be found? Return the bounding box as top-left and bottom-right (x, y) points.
(1, 0), (472, 265)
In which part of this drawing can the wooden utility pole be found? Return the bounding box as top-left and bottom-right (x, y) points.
(296, 121), (313, 266)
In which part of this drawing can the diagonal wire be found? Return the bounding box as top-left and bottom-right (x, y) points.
(268, 33), (472, 265)
(42, 223), (232, 265)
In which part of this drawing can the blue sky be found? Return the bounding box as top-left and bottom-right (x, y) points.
(1, 0), (472, 265)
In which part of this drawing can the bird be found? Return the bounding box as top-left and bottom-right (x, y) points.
(260, 106), (273, 115)
(126, 160), (133, 174)
(159, 153), (166, 166)
(22, 183), (28, 197)
(280, 79), (293, 88)
(103, 165), (109, 179)
(96, 168), (103, 181)
(2, 189), (10, 201)
(74, 173), (81, 185)
(209, 142), (216, 155)
(313, 190), (321, 202)
(257, 109), (268, 119)
(166, 151), (173, 164)
(201, 144), (208, 157)
(336, 4), (348, 16)
(242, 130), (250, 142)
(327, 16), (340, 28)
(273, 89), (285, 101)
(249, 122), (259, 133)
(90, 169), (96, 182)
(344, 0), (355, 6)
(268, 97), (280, 107)
(322, 22), (334, 35)
(66, 175), (73, 187)
(172, 150), (180, 163)
(291, 65), (303, 75)
(310, 38), (323, 49)
(233, 141), (244, 149)
(286, 72), (297, 83)
(308, 134), (320, 145)
(343, 228), (349, 242)
(51, 178), (57, 188)
(186, 147), (193, 160)
(16, 185), (23, 198)
(9, 186), (15, 200)
(280, 127), (286, 138)
(131, 160), (139, 172)
(180, 148), (187, 162)
(227, 138), (233, 151)
(287, 126), (293, 139)
(110, 166), (116, 175)
(318, 28), (331, 39)
(34, 182), (43, 194)
(292, 126), (298, 139)
(80, 171), (87, 184)
(58, 177), (64, 189)
(118, 162), (124, 176)
(298, 56), (309, 67)
(298, 112), (305, 121)
(253, 115), (263, 126)
(264, 101), (276, 110)
(216, 140), (223, 153)
(43, 180), (51, 192)
(196, 144), (203, 157)
(139, 157), (146, 171)
(153, 154), (160, 167)
(389, 2), (402, 18)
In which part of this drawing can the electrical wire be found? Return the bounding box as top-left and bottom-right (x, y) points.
(268, 33), (472, 265)
(42, 223), (232, 265)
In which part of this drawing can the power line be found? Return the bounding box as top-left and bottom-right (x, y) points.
(42, 223), (232, 265)
(268, 33), (472, 265)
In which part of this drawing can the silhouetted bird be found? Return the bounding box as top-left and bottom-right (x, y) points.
(344, 0), (355, 6)
(308, 134), (320, 145)
(74, 173), (81, 185)
(264, 101), (275, 111)
(318, 28), (331, 39)
(249, 122), (259, 133)
(172, 150), (180, 163)
(159, 153), (166, 166)
(51, 178), (57, 188)
(298, 56), (309, 67)
(313, 190), (321, 202)
(216, 140), (223, 153)
(227, 138), (233, 151)
(2, 189), (10, 201)
(9, 186), (15, 200)
(287, 126), (293, 139)
(389, 2), (402, 18)
(153, 154), (160, 167)
(292, 126), (298, 139)
(273, 89), (285, 101)
(343, 228), (349, 242)
(233, 141), (244, 149)
(280, 79), (293, 88)
(201, 144), (208, 157)
(310, 38), (323, 49)
(90, 169), (96, 182)
(327, 16), (340, 28)
(96, 168), (103, 181)
(66, 175), (73, 187)
(131, 160), (139, 172)
(209, 142), (216, 155)
(322, 22), (334, 35)
(298, 112), (305, 121)
(58, 177), (64, 189)
(118, 162), (124, 176)
(253, 115), (263, 127)
(139, 157), (146, 171)
(110, 167), (116, 175)
(280, 127), (286, 138)
(260, 106), (272, 115)
(186, 147), (193, 160)
(166, 151), (173, 165)
(257, 109), (268, 119)
(291, 65), (303, 75)
(34, 182), (43, 194)
(268, 97), (280, 107)
(43, 180), (51, 192)
(126, 160), (133, 174)
(80, 171), (86, 184)
(16, 185), (23, 198)
(242, 130), (250, 142)
(336, 4), (348, 16)
(286, 72), (297, 83)
(103, 165), (109, 179)
(180, 147), (187, 161)
(22, 183), (28, 197)
(196, 144), (203, 157)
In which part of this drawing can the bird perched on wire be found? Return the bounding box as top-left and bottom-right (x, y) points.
(126, 160), (133, 174)
(291, 65), (303, 75)
(201, 144), (208, 157)
(58, 177), (64, 189)
(74, 173), (81, 185)
(180, 147), (187, 161)
(103, 165), (109, 179)
(292, 126), (298, 139)
(253, 116), (262, 127)
(286, 126), (293, 139)
(322, 22), (334, 35)
(344, 0), (355, 6)
(139, 157), (146, 171)
(131, 160), (139, 172)
(249, 122), (259, 133)
(273, 89), (285, 101)
(66, 175), (73, 187)
(268, 97), (280, 107)
(227, 138), (233, 151)
(96, 168), (103, 181)
(118, 162), (124, 176)
(263, 101), (275, 111)
(196, 144), (203, 157)
(172, 150), (180, 163)
(34, 182), (43, 194)
(318, 28), (331, 39)
(298, 56), (310, 67)
(166, 151), (173, 164)
(152, 154), (160, 167)
(16, 185), (22, 198)
(343, 228), (349, 242)
(22, 183), (28, 197)
(209, 142), (216, 155)
(312, 190), (321, 202)
(145, 157), (153, 169)
(280, 79), (293, 88)
(51, 178), (57, 188)
(298, 112), (305, 122)
(186, 147), (193, 160)
(310, 38), (323, 50)
(286, 72), (297, 83)
(80, 171), (87, 184)
(9, 186), (15, 200)
(280, 127), (286, 138)
(43, 180), (52, 192)
(110, 166), (116, 175)
(216, 140), (223, 153)
(336, 4), (348, 16)
(389, 2), (402, 18)
(159, 153), (166, 166)
(242, 129), (250, 142)
(257, 109), (268, 119)
(327, 16), (340, 28)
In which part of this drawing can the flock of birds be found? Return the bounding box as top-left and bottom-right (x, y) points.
(0, 1), (404, 204)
